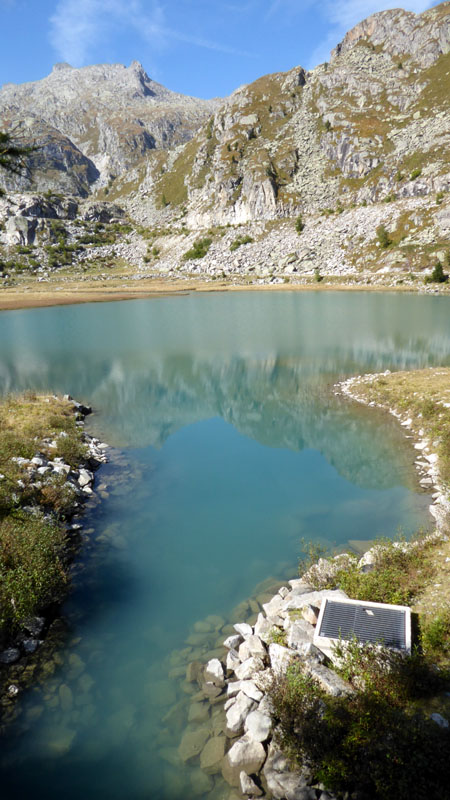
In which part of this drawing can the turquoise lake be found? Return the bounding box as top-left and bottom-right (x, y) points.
(0, 290), (449, 799)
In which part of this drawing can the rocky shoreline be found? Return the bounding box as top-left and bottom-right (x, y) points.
(0, 397), (109, 721)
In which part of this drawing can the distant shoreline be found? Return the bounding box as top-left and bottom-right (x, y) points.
(0, 278), (443, 312)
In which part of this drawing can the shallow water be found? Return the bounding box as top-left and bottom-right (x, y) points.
(0, 290), (449, 799)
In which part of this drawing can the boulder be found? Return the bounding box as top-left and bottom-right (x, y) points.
(200, 735), (226, 774)
(178, 726), (211, 763)
(303, 662), (353, 697)
(222, 734), (266, 787)
(285, 619), (315, 650)
(0, 648), (20, 665)
(225, 691), (256, 737)
(234, 656), (265, 681)
(239, 680), (263, 702)
(234, 623), (253, 636)
(188, 701), (210, 723)
(240, 771), (263, 796)
(282, 589), (348, 614)
(268, 643), (293, 675)
(262, 594), (285, 618)
(224, 634), (242, 650)
(244, 709), (272, 742)
(186, 660), (203, 684)
(226, 649), (241, 673)
(263, 741), (315, 800)
(205, 658), (225, 687)
(254, 613), (273, 643)
(238, 634), (267, 661)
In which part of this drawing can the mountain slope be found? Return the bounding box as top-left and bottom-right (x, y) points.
(136, 2), (449, 227)
(0, 61), (219, 195)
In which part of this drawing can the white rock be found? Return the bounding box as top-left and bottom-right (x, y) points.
(269, 643), (293, 675)
(78, 468), (94, 487)
(204, 658), (225, 687)
(238, 635), (267, 661)
(244, 709), (272, 742)
(240, 771), (263, 796)
(431, 713), (449, 728)
(222, 734), (266, 786)
(285, 619), (315, 650)
(225, 691), (257, 737)
(226, 649), (241, 673)
(282, 589), (348, 613)
(234, 656), (265, 681)
(262, 594), (285, 618)
(234, 622), (253, 636)
(224, 634), (242, 650)
(254, 613), (273, 643)
(239, 680), (263, 702)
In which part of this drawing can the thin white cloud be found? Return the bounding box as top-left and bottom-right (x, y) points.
(309, 0), (435, 68)
(49, 0), (253, 68)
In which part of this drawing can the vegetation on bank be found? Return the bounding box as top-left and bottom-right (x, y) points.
(268, 367), (450, 799)
(0, 393), (88, 630)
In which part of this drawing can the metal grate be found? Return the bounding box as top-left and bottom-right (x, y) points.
(319, 600), (407, 650)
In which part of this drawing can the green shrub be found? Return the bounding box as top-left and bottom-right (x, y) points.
(183, 237), (212, 260)
(314, 268), (323, 282)
(395, 171), (404, 182)
(424, 260), (448, 284)
(436, 191), (444, 205)
(410, 168), (422, 180)
(295, 215), (304, 234)
(230, 235), (253, 252)
(0, 513), (67, 630)
(269, 659), (450, 800)
(376, 224), (392, 248)
(421, 609), (450, 657)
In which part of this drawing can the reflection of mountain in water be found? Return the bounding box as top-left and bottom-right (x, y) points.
(88, 355), (417, 491)
(0, 349), (418, 491)
(0, 292), (449, 492)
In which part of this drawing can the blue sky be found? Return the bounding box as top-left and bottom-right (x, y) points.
(0, 0), (440, 98)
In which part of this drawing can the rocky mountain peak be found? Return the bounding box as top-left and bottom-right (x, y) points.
(331, 2), (450, 67)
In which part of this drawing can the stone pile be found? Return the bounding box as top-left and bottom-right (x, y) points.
(179, 582), (354, 800)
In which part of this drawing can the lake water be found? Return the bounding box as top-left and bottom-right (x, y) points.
(0, 290), (449, 799)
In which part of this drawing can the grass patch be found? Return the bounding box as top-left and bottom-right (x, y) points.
(0, 393), (89, 630)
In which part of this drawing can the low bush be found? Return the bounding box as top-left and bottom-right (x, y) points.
(0, 513), (67, 630)
(183, 237), (212, 260)
(295, 215), (304, 234)
(269, 658), (450, 800)
(230, 235), (253, 252)
(376, 224), (392, 248)
(410, 168), (422, 180)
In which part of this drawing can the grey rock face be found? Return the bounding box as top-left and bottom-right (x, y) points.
(0, 60), (219, 193)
